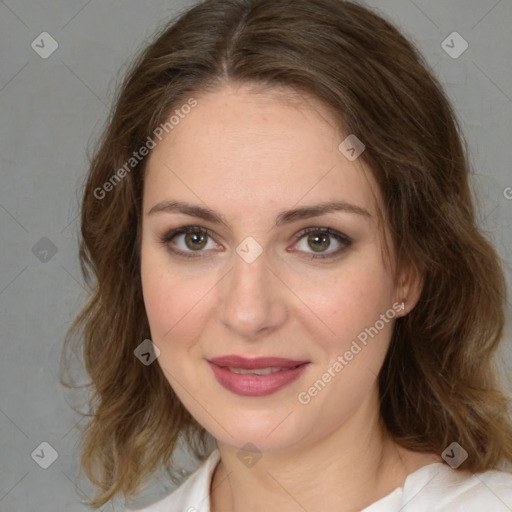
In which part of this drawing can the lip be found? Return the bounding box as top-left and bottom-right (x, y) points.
(208, 355), (309, 369)
(207, 355), (310, 397)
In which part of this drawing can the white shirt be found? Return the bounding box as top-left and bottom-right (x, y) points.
(127, 449), (512, 511)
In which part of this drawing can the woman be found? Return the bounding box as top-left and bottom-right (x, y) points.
(62, 0), (512, 510)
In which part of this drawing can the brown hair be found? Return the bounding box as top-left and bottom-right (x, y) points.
(61, 0), (512, 507)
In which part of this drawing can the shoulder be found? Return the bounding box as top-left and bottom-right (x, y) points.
(402, 463), (512, 511)
(126, 449), (220, 512)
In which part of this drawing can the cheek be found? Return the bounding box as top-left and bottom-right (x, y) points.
(142, 273), (198, 344)
(140, 256), (168, 336)
(140, 247), (217, 361)
(141, 247), (185, 345)
(140, 260), (200, 388)
(288, 254), (395, 346)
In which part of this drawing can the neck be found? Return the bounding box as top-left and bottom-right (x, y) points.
(210, 386), (440, 512)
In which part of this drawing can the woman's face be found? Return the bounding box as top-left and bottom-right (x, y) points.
(140, 83), (408, 453)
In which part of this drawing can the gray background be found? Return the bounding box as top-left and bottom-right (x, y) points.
(1, 0), (511, 510)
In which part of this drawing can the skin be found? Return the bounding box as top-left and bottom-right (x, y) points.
(140, 82), (441, 512)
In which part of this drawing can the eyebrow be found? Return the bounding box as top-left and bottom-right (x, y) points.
(147, 199), (371, 227)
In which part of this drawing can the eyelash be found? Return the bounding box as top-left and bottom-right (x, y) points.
(159, 225), (352, 261)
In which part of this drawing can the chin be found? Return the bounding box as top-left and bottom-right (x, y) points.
(204, 407), (309, 454)
(216, 430), (299, 454)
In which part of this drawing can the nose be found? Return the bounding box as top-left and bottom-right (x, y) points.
(218, 248), (288, 340)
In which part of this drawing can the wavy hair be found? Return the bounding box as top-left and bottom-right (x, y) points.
(61, 0), (512, 507)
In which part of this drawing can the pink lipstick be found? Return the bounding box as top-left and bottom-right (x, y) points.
(207, 355), (310, 397)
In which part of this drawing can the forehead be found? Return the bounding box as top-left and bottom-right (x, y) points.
(143, 83), (381, 220)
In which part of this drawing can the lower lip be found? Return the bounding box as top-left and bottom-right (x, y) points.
(208, 362), (310, 397)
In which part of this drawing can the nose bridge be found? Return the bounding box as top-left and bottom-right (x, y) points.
(219, 245), (286, 338)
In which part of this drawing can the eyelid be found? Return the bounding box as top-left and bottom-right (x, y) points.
(160, 225), (217, 243)
(292, 226), (352, 245)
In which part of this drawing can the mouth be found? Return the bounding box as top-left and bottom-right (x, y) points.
(207, 355), (310, 396)
(223, 365), (302, 375)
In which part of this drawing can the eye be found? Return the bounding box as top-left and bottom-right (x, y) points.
(291, 227), (352, 260)
(160, 226), (220, 258)
(160, 225), (352, 261)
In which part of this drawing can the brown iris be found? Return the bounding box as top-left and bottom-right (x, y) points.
(308, 232), (330, 252)
(185, 231), (208, 250)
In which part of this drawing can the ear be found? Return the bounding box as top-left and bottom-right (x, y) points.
(394, 260), (424, 317)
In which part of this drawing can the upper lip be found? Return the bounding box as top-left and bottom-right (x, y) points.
(208, 355), (309, 369)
